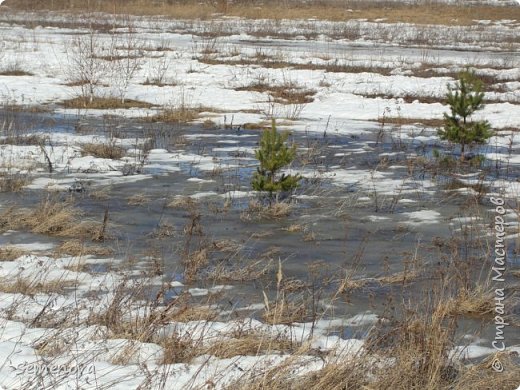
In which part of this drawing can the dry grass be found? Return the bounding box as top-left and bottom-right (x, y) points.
(167, 196), (198, 210)
(62, 97), (153, 110)
(212, 239), (242, 253)
(231, 278), (496, 390)
(11, 1), (520, 26)
(376, 117), (445, 128)
(262, 293), (307, 325)
(150, 222), (176, 239)
(127, 194), (150, 206)
(200, 57), (393, 76)
(142, 78), (178, 87)
(182, 248), (209, 283)
(0, 69), (33, 76)
(444, 285), (495, 318)
(236, 83), (316, 105)
(208, 259), (271, 283)
(453, 353), (520, 390)
(338, 268), (419, 292)
(0, 173), (28, 192)
(283, 224), (304, 233)
(358, 91), (443, 104)
(81, 142), (125, 159)
(207, 333), (297, 359)
(89, 188), (111, 201)
(161, 334), (200, 364)
(0, 246), (26, 261)
(0, 134), (47, 146)
(378, 269), (419, 285)
(146, 106), (205, 123)
(170, 305), (219, 323)
(0, 277), (76, 296)
(55, 239), (113, 257)
(35, 336), (71, 358)
(0, 198), (101, 239)
(241, 201), (292, 221)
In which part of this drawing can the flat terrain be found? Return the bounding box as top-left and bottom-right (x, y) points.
(0, 2), (519, 389)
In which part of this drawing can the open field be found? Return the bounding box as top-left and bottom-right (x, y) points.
(5, 0), (520, 25)
(0, 1), (519, 389)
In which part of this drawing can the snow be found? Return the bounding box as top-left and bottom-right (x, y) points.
(402, 210), (442, 225)
(0, 8), (518, 389)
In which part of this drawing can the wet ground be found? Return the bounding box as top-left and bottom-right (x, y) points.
(1, 108), (519, 346)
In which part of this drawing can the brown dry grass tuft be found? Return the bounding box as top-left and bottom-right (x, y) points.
(200, 57), (393, 76)
(89, 188), (111, 201)
(0, 246), (26, 261)
(454, 352), (520, 389)
(169, 305), (219, 323)
(207, 333), (297, 359)
(358, 91), (443, 104)
(376, 117), (445, 128)
(283, 224), (304, 233)
(182, 248), (209, 283)
(0, 173), (28, 192)
(262, 259), (307, 324)
(62, 97), (153, 110)
(0, 277), (76, 296)
(0, 134), (47, 146)
(127, 194), (150, 206)
(262, 293), (307, 325)
(146, 106), (204, 123)
(444, 285), (495, 318)
(168, 196), (198, 210)
(0, 69), (34, 77)
(236, 83), (316, 105)
(161, 334), (200, 364)
(81, 142), (125, 159)
(208, 259), (271, 283)
(378, 269), (419, 285)
(55, 239), (113, 257)
(0, 198), (101, 240)
(241, 201), (292, 221)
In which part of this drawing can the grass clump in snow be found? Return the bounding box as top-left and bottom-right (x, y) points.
(62, 97), (153, 110)
(0, 197), (102, 240)
(0, 134), (48, 146)
(0, 277), (76, 296)
(147, 105), (203, 124)
(241, 200), (293, 221)
(207, 332), (298, 359)
(55, 239), (113, 257)
(0, 60), (33, 76)
(236, 82), (316, 105)
(0, 246), (26, 261)
(443, 285), (495, 318)
(0, 172), (28, 193)
(81, 142), (126, 160)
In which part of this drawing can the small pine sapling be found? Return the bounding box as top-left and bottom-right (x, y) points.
(252, 119), (301, 201)
(438, 70), (493, 161)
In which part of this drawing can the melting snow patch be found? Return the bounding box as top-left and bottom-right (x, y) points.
(402, 210), (441, 225)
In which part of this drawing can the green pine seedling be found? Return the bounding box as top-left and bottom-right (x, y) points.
(252, 119), (301, 199)
(438, 70), (493, 161)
